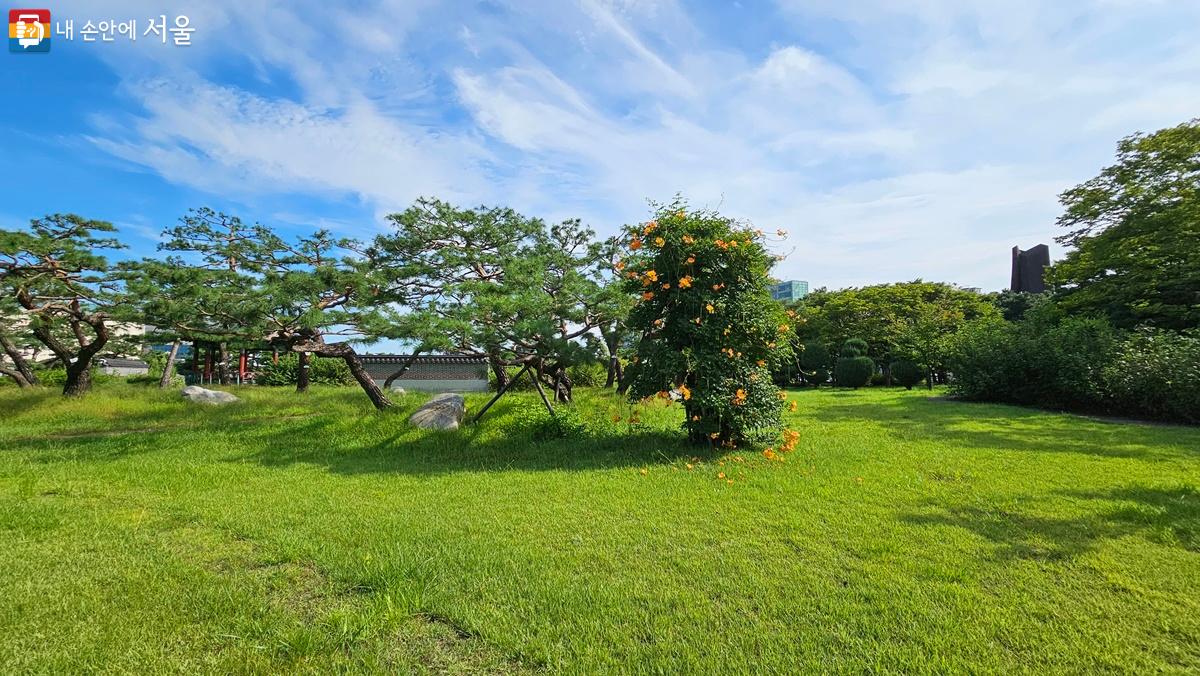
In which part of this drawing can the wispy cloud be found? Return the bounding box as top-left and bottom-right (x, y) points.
(71, 0), (1200, 291)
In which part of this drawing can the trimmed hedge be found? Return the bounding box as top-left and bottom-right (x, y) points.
(835, 356), (874, 389)
(890, 360), (924, 390)
(800, 342), (831, 386)
(841, 338), (869, 358)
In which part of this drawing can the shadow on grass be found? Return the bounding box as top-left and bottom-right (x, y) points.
(0, 387), (65, 419)
(211, 388), (723, 476)
(229, 414), (710, 477)
(903, 484), (1200, 559)
(806, 392), (1200, 462)
(4, 388), (717, 475)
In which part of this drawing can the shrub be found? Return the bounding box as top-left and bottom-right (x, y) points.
(620, 201), (794, 445)
(944, 312), (1116, 410)
(945, 314), (1200, 423)
(127, 372), (184, 387)
(870, 372), (888, 386)
(800, 341), (830, 369)
(255, 353), (355, 386)
(835, 356), (874, 388)
(504, 404), (590, 442)
(1103, 329), (1200, 423)
(890, 360), (924, 390)
(488, 363), (607, 392)
(567, 362), (608, 388)
(34, 367), (113, 388)
(810, 368), (830, 386)
(490, 367), (528, 392)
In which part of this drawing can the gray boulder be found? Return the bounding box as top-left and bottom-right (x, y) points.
(409, 393), (465, 430)
(181, 385), (239, 405)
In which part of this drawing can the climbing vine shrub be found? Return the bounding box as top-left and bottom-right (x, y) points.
(619, 201), (794, 445)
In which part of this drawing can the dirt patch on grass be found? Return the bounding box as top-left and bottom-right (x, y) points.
(383, 615), (539, 675)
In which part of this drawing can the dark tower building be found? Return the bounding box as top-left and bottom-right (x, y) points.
(1011, 244), (1051, 293)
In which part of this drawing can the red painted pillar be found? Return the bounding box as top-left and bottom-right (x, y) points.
(239, 350), (247, 383)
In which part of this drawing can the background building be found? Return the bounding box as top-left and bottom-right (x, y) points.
(1011, 244), (1051, 293)
(771, 280), (809, 301)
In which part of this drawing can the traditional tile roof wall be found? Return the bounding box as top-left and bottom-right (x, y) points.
(360, 355), (488, 382)
(99, 358), (150, 369)
(360, 355), (487, 365)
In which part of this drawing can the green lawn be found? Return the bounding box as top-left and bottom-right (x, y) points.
(0, 384), (1197, 673)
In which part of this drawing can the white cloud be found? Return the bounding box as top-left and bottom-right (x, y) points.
(89, 78), (494, 214)
(77, 0), (1200, 292)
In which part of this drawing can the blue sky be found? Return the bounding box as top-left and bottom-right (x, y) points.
(6, 0), (1200, 293)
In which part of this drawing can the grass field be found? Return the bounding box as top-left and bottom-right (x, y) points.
(0, 383), (1197, 673)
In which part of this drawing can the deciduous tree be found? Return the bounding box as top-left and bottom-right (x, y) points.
(1049, 119), (1200, 330)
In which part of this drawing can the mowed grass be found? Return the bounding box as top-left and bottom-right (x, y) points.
(0, 383), (1197, 673)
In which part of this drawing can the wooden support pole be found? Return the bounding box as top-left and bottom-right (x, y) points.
(472, 363), (530, 424)
(530, 362), (556, 417)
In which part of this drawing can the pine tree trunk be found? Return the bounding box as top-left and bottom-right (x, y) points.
(601, 327), (621, 389)
(605, 355), (619, 388)
(62, 361), (93, 397)
(217, 342), (231, 385)
(0, 367), (31, 388)
(489, 353), (508, 391)
(340, 353), (390, 409)
(159, 340), (181, 389)
(555, 368), (573, 403)
(292, 340), (391, 410)
(192, 341), (201, 382)
(296, 352), (310, 393)
(0, 334), (38, 386)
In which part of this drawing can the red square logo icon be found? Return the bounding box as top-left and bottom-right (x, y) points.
(9, 8), (52, 52)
